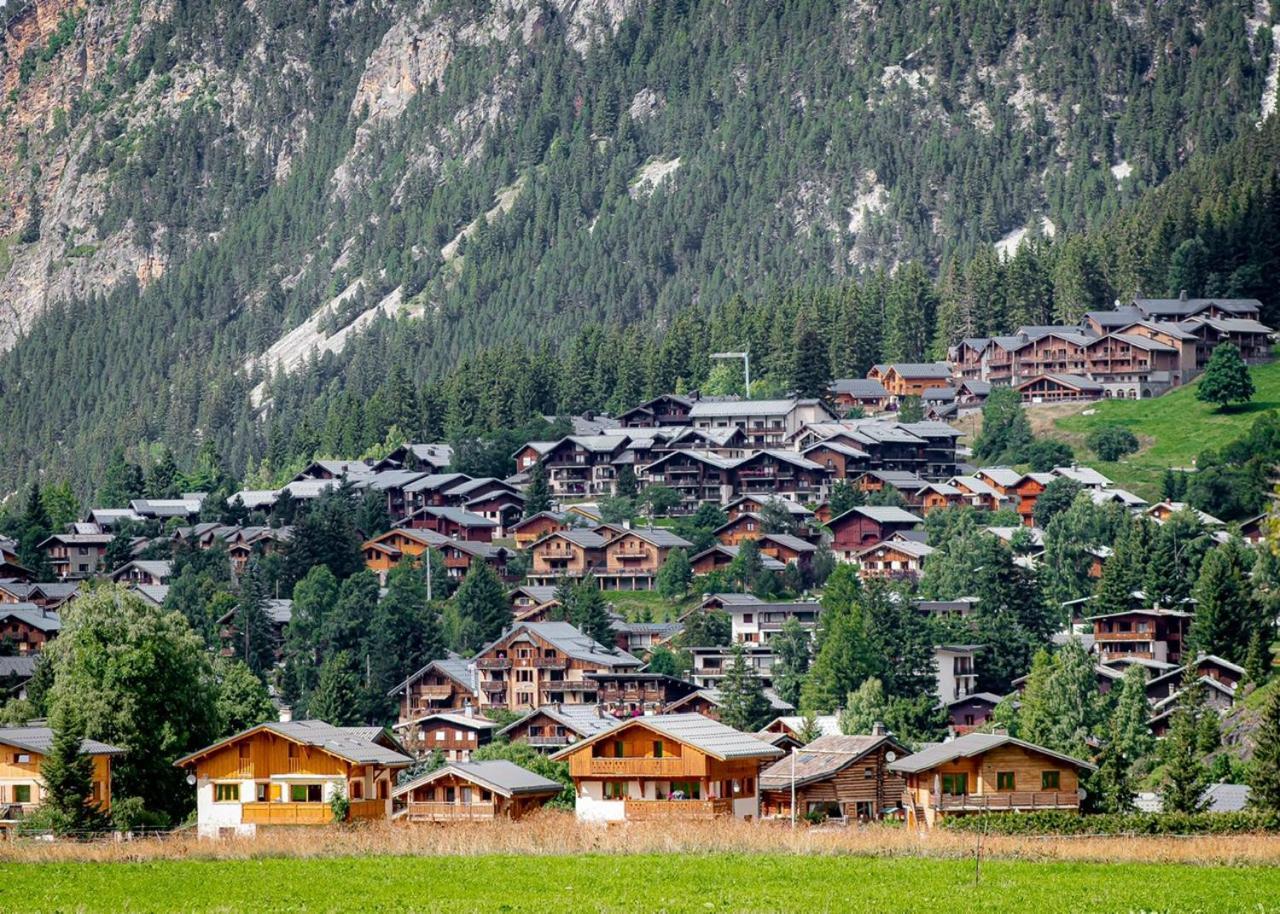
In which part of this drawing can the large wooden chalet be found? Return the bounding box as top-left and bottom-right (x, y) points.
(758, 729), (908, 822)
(0, 727), (122, 835)
(393, 760), (563, 822)
(553, 713), (783, 822)
(889, 732), (1095, 829)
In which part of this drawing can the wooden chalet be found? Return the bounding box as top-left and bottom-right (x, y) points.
(1016, 373), (1105, 403)
(853, 470), (932, 506)
(876, 363), (953, 399)
(511, 512), (569, 549)
(390, 657), (479, 722)
(585, 672), (703, 716)
(756, 533), (817, 568)
(176, 720), (412, 838)
(948, 476), (1007, 511)
(974, 468), (1053, 526)
(38, 531), (113, 579)
(616, 394), (695, 427)
(360, 527), (449, 581)
(828, 379), (888, 412)
(918, 482), (965, 513)
(109, 560), (173, 587)
(596, 527), (694, 590)
(438, 540), (514, 582)
(392, 711), (497, 761)
(402, 506), (498, 542)
(889, 732), (1095, 828)
(689, 544), (786, 576)
(852, 539), (934, 582)
(394, 760), (563, 822)
(496, 703), (621, 751)
(759, 729), (909, 822)
(0, 727), (122, 835)
(827, 506), (923, 560)
(0, 605), (61, 654)
(553, 713), (783, 822)
(470, 622), (640, 712)
(724, 495), (814, 522)
(942, 692), (1003, 734)
(1143, 654), (1246, 705)
(527, 530), (608, 584)
(1090, 607), (1192, 665)
(510, 585), (558, 614)
(714, 512), (764, 546)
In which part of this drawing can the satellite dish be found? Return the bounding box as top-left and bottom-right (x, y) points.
(186, 774), (197, 786)
(885, 751), (897, 762)
(1076, 787), (1087, 801)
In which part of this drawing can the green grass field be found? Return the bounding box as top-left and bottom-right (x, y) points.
(2, 853), (1278, 913)
(601, 588), (693, 622)
(1045, 355), (1280, 497)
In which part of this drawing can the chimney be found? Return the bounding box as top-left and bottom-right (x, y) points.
(1179, 289), (1188, 302)
(278, 705), (293, 723)
(464, 703), (474, 718)
(871, 721), (885, 736)
(991, 726), (1008, 736)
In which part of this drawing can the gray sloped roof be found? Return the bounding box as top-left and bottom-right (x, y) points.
(488, 622), (640, 668)
(552, 713), (783, 762)
(689, 398), (799, 418)
(888, 732), (1094, 774)
(829, 379), (888, 397)
(831, 505), (923, 525)
(884, 362), (951, 379)
(387, 655), (476, 697)
(620, 527), (693, 549)
(759, 734), (903, 788)
(1202, 783), (1251, 813)
(497, 704), (622, 740)
(393, 760), (563, 799)
(175, 720), (412, 768)
(0, 605), (61, 633)
(759, 533), (817, 554)
(0, 726), (123, 756)
(0, 655), (38, 681)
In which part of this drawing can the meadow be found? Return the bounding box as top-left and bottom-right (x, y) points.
(3, 851), (1280, 913)
(3, 818), (1280, 913)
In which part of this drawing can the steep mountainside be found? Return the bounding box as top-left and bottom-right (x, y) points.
(0, 0), (1276, 492)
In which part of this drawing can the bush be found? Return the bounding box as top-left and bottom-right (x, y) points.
(1024, 439), (1074, 472)
(111, 796), (169, 832)
(941, 809), (1280, 835)
(1087, 426), (1140, 462)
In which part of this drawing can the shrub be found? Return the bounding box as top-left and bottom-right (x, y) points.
(1087, 426), (1139, 462)
(941, 809), (1280, 835)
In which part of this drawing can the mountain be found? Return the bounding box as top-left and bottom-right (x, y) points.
(0, 0), (1277, 495)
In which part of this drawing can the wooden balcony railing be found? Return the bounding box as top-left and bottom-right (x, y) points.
(242, 803), (332, 826)
(622, 798), (732, 820)
(588, 757), (688, 777)
(526, 735), (571, 747)
(474, 658), (511, 670)
(348, 799), (387, 821)
(932, 791), (1078, 811)
(405, 802), (497, 821)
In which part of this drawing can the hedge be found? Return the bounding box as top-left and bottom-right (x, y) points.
(940, 810), (1280, 835)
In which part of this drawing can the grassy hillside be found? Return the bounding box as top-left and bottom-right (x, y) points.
(3, 853), (1280, 913)
(1041, 356), (1280, 497)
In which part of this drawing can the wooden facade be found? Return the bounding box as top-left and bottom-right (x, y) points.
(759, 733), (907, 822)
(0, 730), (119, 833)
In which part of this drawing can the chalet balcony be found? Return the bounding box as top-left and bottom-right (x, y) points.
(932, 791), (1079, 812)
(404, 801), (497, 822)
(416, 685), (455, 700)
(532, 656), (569, 670)
(587, 757), (688, 777)
(526, 735), (571, 747)
(1094, 629), (1153, 641)
(474, 658), (512, 670)
(622, 798), (733, 820)
(242, 803), (331, 826)
(480, 679), (507, 692)
(541, 680), (596, 693)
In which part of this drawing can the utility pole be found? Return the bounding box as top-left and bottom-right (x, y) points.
(711, 351), (751, 397)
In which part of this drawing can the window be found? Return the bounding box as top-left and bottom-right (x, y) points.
(445, 787), (456, 803)
(214, 783), (240, 803)
(863, 767), (874, 780)
(652, 740), (663, 759)
(941, 774), (968, 795)
(13, 784), (31, 804)
(613, 739), (625, 758)
(15, 753), (30, 764)
(996, 772), (1015, 791)
(742, 613), (753, 624)
(256, 783), (269, 802)
(291, 784), (323, 803)
(669, 781), (700, 799)
(351, 780), (363, 800)
(603, 781), (629, 799)
(1041, 771), (1061, 790)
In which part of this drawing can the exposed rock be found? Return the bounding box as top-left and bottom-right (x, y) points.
(629, 156), (681, 199)
(628, 87), (665, 122)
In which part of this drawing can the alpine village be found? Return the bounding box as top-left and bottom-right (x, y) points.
(4, 1), (1280, 906)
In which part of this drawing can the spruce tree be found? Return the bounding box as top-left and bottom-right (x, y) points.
(454, 562), (510, 650)
(17, 482), (52, 579)
(789, 317), (832, 399)
(717, 643), (773, 732)
(1248, 689), (1280, 812)
(1190, 538), (1256, 664)
(39, 708), (106, 835)
(1161, 675), (1209, 814)
(523, 464), (553, 517)
(233, 567), (276, 677)
(1245, 630), (1270, 685)
(571, 582), (614, 648)
(656, 548), (692, 600)
(307, 651), (363, 726)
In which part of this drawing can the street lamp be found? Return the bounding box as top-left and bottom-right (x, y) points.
(711, 351), (751, 397)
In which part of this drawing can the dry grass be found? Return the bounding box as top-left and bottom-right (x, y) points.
(4, 812), (1280, 867)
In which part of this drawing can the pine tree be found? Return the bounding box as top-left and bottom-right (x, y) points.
(795, 711), (824, 746)
(1092, 664), (1153, 813)
(717, 643), (773, 732)
(454, 562), (510, 651)
(1161, 674), (1209, 814)
(1190, 538), (1256, 664)
(17, 482), (52, 577)
(1248, 689), (1280, 812)
(828, 480), (863, 517)
(839, 677), (887, 735)
(1245, 629), (1270, 685)
(99, 447), (144, 508)
(145, 449), (180, 499)
(38, 707), (106, 835)
(789, 316), (832, 399)
(1196, 343), (1255, 411)
(571, 582), (614, 648)
(656, 548), (692, 600)
(307, 651), (363, 725)
(233, 566), (277, 677)
(1093, 519), (1149, 616)
(523, 463), (553, 517)
(770, 617), (812, 709)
